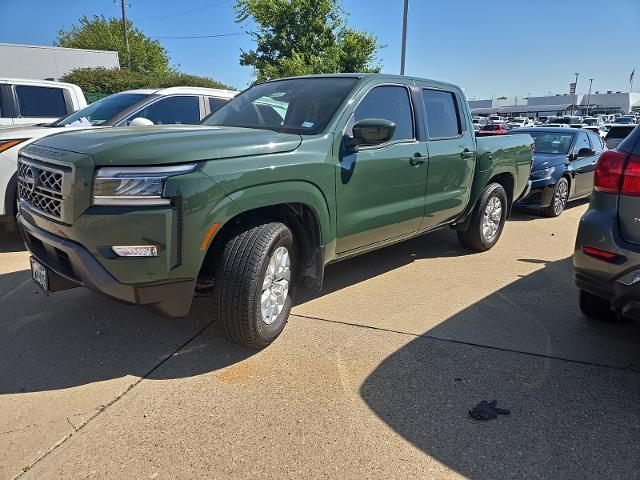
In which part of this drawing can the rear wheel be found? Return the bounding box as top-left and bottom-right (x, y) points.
(213, 222), (296, 348)
(543, 177), (569, 217)
(457, 183), (508, 252)
(579, 289), (621, 323)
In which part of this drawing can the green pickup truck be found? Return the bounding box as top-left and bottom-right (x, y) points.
(16, 74), (533, 348)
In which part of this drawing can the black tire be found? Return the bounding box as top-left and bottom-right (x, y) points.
(213, 222), (296, 348)
(457, 182), (508, 252)
(542, 177), (569, 217)
(579, 289), (622, 323)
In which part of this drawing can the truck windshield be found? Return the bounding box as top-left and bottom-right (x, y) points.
(524, 132), (574, 154)
(52, 93), (148, 127)
(203, 77), (358, 134)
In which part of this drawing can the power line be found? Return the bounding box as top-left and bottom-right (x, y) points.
(131, 0), (231, 21)
(150, 32), (249, 40)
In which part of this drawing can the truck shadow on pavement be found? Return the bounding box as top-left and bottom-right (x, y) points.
(0, 227), (472, 395)
(360, 257), (640, 479)
(0, 225), (25, 253)
(296, 227), (471, 303)
(0, 268), (255, 394)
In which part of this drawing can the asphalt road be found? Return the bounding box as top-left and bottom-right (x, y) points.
(1, 202), (639, 479)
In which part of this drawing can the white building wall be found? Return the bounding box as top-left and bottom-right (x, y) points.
(0, 43), (119, 81)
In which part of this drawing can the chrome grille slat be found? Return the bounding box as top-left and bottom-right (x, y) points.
(17, 157), (66, 220)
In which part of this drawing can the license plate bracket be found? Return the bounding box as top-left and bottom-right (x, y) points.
(30, 257), (49, 295)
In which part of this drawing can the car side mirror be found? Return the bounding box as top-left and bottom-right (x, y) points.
(348, 119), (396, 148)
(129, 117), (154, 127)
(577, 147), (595, 157)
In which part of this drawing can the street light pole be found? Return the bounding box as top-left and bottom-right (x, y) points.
(400, 0), (409, 75)
(120, 0), (132, 70)
(571, 72), (579, 117)
(586, 78), (593, 117)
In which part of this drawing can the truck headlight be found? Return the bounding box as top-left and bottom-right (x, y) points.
(92, 164), (198, 206)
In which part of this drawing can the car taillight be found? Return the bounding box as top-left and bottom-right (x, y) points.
(621, 154), (640, 196)
(594, 149), (627, 194)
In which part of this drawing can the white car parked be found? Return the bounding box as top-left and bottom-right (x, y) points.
(0, 86), (237, 222)
(507, 117), (532, 128)
(0, 78), (86, 126)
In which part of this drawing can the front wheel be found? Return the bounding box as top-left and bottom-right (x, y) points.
(543, 177), (569, 217)
(213, 222), (296, 348)
(457, 182), (508, 252)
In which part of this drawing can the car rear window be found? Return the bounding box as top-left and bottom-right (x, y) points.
(617, 125), (640, 154)
(607, 126), (635, 138)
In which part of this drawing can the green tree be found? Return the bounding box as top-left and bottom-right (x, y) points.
(235, 0), (382, 82)
(56, 15), (170, 75)
(60, 68), (233, 96)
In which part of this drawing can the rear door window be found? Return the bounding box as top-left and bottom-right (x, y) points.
(15, 86), (67, 117)
(128, 95), (200, 125)
(208, 97), (230, 113)
(351, 85), (414, 142)
(422, 89), (463, 139)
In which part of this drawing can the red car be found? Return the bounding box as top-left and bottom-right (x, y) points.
(476, 123), (511, 136)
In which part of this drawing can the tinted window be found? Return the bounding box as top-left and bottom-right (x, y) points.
(607, 126), (635, 139)
(16, 86), (67, 117)
(618, 125), (640, 154)
(54, 93), (147, 126)
(208, 97), (230, 113)
(128, 96), (200, 125)
(350, 86), (414, 141)
(422, 89), (462, 139)
(205, 77), (357, 135)
(574, 132), (590, 153)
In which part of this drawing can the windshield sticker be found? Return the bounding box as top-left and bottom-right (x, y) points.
(301, 121), (315, 128)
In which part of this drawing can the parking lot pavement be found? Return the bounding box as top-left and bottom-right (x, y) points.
(2, 201), (640, 479)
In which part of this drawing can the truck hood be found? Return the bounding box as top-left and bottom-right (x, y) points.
(33, 125), (303, 166)
(0, 124), (87, 140)
(532, 153), (568, 172)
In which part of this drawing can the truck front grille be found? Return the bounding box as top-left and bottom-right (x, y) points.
(17, 159), (66, 219)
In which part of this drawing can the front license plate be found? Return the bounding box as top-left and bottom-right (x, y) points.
(30, 258), (49, 294)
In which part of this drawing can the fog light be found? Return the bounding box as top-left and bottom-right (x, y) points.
(111, 245), (158, 257)
(618, 269), (640, 286)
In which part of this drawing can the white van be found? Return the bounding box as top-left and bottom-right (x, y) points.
(0, 78), (86, 126)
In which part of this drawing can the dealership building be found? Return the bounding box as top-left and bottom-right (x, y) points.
(469, 91), (640, 117)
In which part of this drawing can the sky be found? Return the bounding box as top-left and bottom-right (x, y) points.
(1, 0), (639, 100)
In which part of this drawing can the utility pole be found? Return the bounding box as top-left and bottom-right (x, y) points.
(400, 0), (409, 75)
(571, 72), (579, 117)
(120, 0), (131, 70)
(586, 78), (593, 117)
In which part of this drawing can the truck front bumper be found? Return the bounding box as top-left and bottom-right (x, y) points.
(17, 214), (196, 317)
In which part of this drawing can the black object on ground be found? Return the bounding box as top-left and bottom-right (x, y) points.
(469, 400), (511, 420)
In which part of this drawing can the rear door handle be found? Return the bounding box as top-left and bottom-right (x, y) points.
(410, 154), (427, 166)
(461, 148), (474, 159)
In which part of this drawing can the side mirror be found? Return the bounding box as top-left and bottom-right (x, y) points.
(577, 147), (595, 157)
(129, 117), (154, 127)
(348, 119), (396, 148)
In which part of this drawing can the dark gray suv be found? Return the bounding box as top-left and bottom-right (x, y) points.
(574, 124), (640, 321)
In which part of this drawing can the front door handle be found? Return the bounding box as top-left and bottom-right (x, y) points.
(461, 148), (474, 159)
(410, 154), (427, 166)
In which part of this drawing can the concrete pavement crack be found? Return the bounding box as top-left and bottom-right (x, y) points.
(291, 314), (640, 374)
(13, 319), (217, 480)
